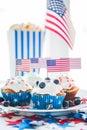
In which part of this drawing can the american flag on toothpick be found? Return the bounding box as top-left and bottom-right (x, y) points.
(47, 58), (70, 72)
(70, 58), (81, 69)
(45, 0), (75, 49)
(30, 58), (48, 69)
(16, 59), (30, 72)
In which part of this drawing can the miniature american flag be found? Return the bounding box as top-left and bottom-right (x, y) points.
(16, 59), (30, 72)
(70, 58), (81, 69)
(45, 0), (75, 49)
(30, 58), (47, 69)
(47, 58), (70, 72)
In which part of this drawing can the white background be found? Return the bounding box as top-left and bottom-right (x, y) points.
(0, 0), (87, 89)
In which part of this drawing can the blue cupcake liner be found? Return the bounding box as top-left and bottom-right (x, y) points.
(1, 91), (31, 106)
(31, 94), (66, 109)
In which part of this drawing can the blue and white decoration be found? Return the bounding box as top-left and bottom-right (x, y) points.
(32, 94), (66, 109)
(1, 91), (31, 106)
(8, 29), (45, 77)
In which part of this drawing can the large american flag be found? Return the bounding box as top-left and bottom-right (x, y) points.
(16, 59), (30, 72)
(70, 58), (81, 69)
(30, 58), (48, 69)
(45, 0), (75, 49)
(47, 58), (70, 72)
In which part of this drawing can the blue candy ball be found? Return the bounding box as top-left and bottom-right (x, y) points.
(39, 82), (46, 89)
(53, 79), (59, 84)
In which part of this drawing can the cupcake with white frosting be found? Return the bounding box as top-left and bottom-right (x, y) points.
(58, 75), (79, 100)
(1, 76), (32, 106)
(31, 77), (66, 109)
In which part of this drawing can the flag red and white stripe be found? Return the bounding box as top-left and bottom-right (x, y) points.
(47, 58), (70, 72)
(45, 0), (75, 49)
(70, 58), (81, 69)
(16, 59), (30, 72)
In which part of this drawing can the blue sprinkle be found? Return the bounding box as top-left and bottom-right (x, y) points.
(19, 122), (33, 130)
(57, 122), (74, 128)
(74, 113), (83, 119)
(23, 118), (32, 123)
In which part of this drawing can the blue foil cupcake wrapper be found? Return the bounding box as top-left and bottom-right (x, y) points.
(32, 94), (66, 109)
(1, 91), (31, 106)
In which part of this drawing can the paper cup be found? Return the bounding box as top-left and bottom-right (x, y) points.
(32, 94), (66, 109)
(1, 91), (31, 106)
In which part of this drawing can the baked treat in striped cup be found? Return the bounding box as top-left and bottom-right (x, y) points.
(1, 76), (32, 106)
(58, 75), (79, 101)
(31, 77), (66, 109)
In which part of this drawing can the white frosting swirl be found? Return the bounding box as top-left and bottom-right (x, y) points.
(32, 79), (62, 96)
(2, 76), (32, 92)
(58, 75), (75, 89)
(24, 72), (42, 87)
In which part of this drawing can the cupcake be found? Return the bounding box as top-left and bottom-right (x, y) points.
(58, 75), (79, 101)
(1, 76), (32, 106)
(31, 78), (66, 109)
